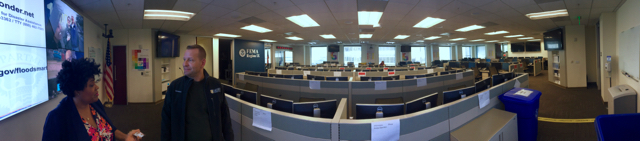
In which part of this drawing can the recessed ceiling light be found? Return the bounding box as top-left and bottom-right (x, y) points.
(486, 40), (499, 42)
(358, 11), (383, 25)
(450, 38), (466, 41)
(416, 40), (424, 42)
(286, 14), (320, 27)
(413, 17), (445, 28)
(499, 41), (510, 43)
(526, 9), (568, 20)
(424, 36), (441, 40)
(504, 35), (524, 38)
(360, 34), (373, 38)
(455, 25), (485, 32)
(470, 39), (485, 42)
(308, 42), (316, 45)
(214, 33), (241, 38)
(394, 35), (410, 39)
(518, 37), (534, 40)
(484, 31), (509, 35)
(336, 41), (342, 44)
(373, 23), (381, 27)
(260, 39), (276, 42)
(240, 25), (272, 33)
(144, 9), (195, 21)
(386, 41), (395, 44)
(319, 34), (336, 39)
(286, 36), (303, 40)
(528, 39), (541, 41)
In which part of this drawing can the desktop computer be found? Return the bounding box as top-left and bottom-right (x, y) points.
(492, 74), (506, 86)
(503, 72), (514, 80)
(326, 77), (348, 81)
(360, 77), (382, 81)
(425, 73), (436, 77)
(443, 86), (476, 104)
(314, 76), (326, 80)
(355, 103), (405, 119)
(475, 78), (491, 92)
(405, 75), (426, 79)
(440, 71), (450, 75)
(237, 89), (258, 104)
(293, 99), (337, 118)
(260, 95), (294, 113)
(282, 75), (304, 79)
(405, 93), (438, 114)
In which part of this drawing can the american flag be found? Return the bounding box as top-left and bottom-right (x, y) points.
(104, 38), (114, 101)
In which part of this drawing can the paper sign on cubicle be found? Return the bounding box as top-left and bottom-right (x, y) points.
(358, 72), (366, 77)
(383, 68), (389, 72)
(319, 67), (324, 69)
(239, 74), (245, 81)
(388, 72), (395, 76)
(514, 80), (521, 88)
(309, 81), (321, 89)
(427, 69), (434, 74)
(417, 78), (427, 87)
(371, 119), (400, 141)
(252, 108), (272, 131)
(478, 91), (490, 109)
(366, 67), (372, 70)
(303, 71), (311, 76)
(339, 67), (345, 70)
(276, 70), (282, 74)
(334, 72), (341, 76)
(375, 81), (387, 90)
(456, 73), (463, 80)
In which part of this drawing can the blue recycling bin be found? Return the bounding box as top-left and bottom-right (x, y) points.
(499, 88), (542, 141)
(595, 113), (640, 141)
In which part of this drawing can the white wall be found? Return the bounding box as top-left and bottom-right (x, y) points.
(212, 38), (219, 79)
(585, 26), (599, 83)
(615, 0), (640, 112)
(565, 25), (588, 88)
(111, 29), (155, 103)
(600, 12), (617, 101)
(507, 42), (549, 58)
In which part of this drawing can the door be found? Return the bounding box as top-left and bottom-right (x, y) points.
(113, 46), (128, 105)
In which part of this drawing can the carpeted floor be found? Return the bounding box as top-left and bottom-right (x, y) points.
(530, 71), (607, 141)
(103, 71), (607, 141)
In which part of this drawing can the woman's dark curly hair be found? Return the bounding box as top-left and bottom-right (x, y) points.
(56, 58), (101, 97)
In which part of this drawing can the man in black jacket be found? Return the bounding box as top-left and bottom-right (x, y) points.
(161, 45), (233, 141)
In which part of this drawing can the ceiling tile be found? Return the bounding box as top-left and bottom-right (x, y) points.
(290, 0), (324, 5)
(332, 12), (357, 21)
(256, 0), (296, 10)
(172, 0), (209, 13)
(457, 0), (496, 7)
(430, 10), (458, 19)
(306, 13), (339, 26)
(236, 2), (271, 16)
(79, 0), (117, 16)
(142, 20), (165, 29)
(219, 11), (251, 21)
(199, 5), (233, 18)
(390, 0), (420, 5)
(211, 0), (253, 10)
(493, 8), (523, 18)
(478, 1), (513, 13)
(414, 0), (454, 9)
(383, 1), (414, 15)
(589, 7), (616, 20)
(325, 0), (357, 13)
(255, 12), (290, 25)
(381, 13), (406, 21)
(405, 7), (439, 20)
(297, 1), (332, 14)
(500, 0), (537, 9)
(554, 21), (572, 26)
(69, 0), (101, 7)
(515, 4), (543, 14)
(121, 19), (143, 29)
(592, 0), (623, 8)
(537, 1), (566, 11)
(161, 21), (187, 32)
(568, 8), (590, 25)
(117, 10), (143, 20)
(274, 6), (305, 17)
(440, 1), (475, 14)
(564, 0), (593, 9)
(111, 0), (144, 11)
(463, 8), (502, 21)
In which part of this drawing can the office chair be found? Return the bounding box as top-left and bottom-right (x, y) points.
(489, 66), (498, 77)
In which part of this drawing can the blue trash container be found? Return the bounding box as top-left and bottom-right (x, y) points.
(595, 113), (640, 141)
(499, 88), (542, 141)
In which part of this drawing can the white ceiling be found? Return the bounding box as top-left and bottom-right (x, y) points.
(69, 0), (625, 45)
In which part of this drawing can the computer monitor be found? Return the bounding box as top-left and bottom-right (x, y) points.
(258, 72), (268, 76)
(440, 71), (450, 75)
(443, 86), (476, 104)
(355, 103), (405, 119)
(425, 73), (436, 77)
(503, 72), (514, 80)
(237, 89), (258, 104)
(492, 74), (506, 86)
(245, 71), (256, 75)
(491, 63), (503, 70)
(456, 70), (464, 73)
(405, 75), (426, 79)
(306, 75), (316, 80)
(271, 74), (283, 78)
(326, 77), (348, 81)
(382, 75), (399, 80)
(477, 63), (488, 68)
(314, 75), (326, 80)
(360, 77), (382, 81)
(449, 62), (460, 68)
(405, 93), (438, 114)
(475, 78), (491, 92)
(282, 75), (304, 79)
(293, 99), (337, 118)
(260, 95), (294, 113)
(468, 63), (476, 68)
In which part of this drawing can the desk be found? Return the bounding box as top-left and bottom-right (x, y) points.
(450, 108), (518, 141)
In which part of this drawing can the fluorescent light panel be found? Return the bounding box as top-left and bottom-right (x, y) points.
(424, 36), (441, 40)
(518, 37), (534, 40)
(469, 39), (485, 42)
(359, 34), (373, 38)
(319, 34), (336, 39)
(416, 40), (424, 42)
(241, 25), (272, 33)
(214, 33), (241, 38)
(528, 39), (541, 41)
(504, 35), (524, 38)
(386, 42), (395, 44)
(450, 38), (466, 41)
(144, 9), (195, 21)
(486, 40), (499, 42)
(286, 36), (303, 40)
(286, 14), (320, 27)
(394, 35), (410, 39)
(526, 9), (568, 20)
(485, 31), (509, 35)
(260, 39), (277, 42)
(358, 11), (383, 25)
(455, 25), (485, 32)
(413, 17), (445, 28)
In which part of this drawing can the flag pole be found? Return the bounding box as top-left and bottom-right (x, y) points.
(102, 24), (114, 108)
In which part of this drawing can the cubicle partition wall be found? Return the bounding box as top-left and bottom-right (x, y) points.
(261, 78), (302, 102)
(232, 71), (529, 141)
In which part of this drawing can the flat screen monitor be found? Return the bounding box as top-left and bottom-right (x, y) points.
(449, 62), (460, 68)
(511, 42), (525, 52)
(307, 75), (315, 80)
(526, 41), (541, 51)
(271, 74), (283, 78)
(382, 76), (399, 80)
(355, 103), (404, 119)
(157, 31), (180, 57)
(504, 72), (515, 80)
(544, 28), (564, 50)
(491, 63), (503, 70)
(260, 95), (293, 113)
(405, 93), (438, 114)
(314, 76), (325, 80)
(475, 78), (491, 92)
(468, 63), (476, 68)
(405, 75), (426, 79)
(360, 77), (382, 81)
(477, 63), (488, 68)
(440, 71), (450, 75)
(456, 70), (464, 73)
(237, 89), (258, 104)
(293, 99), (337, 118)
(258, 72), (267, 76)
(443, 86), (476, 104)
(282, 75), (303, 79)
(328, 44), (339, 52)
(400, 45), (411, 52)
(492, 74), (506, 86)
(326, 77), (348, 81)
(425, 73), (436, 77)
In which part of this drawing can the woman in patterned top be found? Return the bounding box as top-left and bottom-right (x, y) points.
(43, 58), (142, 141)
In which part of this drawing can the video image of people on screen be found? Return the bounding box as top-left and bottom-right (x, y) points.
(46, 49), (84, 99)
(44, 0), (84, 52)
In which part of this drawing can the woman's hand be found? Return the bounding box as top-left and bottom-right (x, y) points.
(125, 129), (142, 141)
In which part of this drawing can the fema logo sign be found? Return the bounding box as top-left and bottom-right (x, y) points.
(239, 48), (260, 58)
(239, 49), (246, 57)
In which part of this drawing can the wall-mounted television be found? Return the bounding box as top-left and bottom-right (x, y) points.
(328, 44), (339, 52)
(400, 45), (411, 52)
(543, 28), (564, 50)
(511, 42), (525, 52)
(157, 31), (180, 57)
(526, 42), (541, 51)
